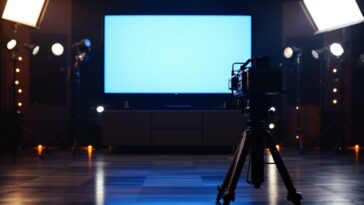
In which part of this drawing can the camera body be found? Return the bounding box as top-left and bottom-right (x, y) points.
(229, 56), (282, 97)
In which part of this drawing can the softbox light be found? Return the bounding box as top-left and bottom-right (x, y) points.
(1, 0), (48, 28)
(301, 0), (364, 34)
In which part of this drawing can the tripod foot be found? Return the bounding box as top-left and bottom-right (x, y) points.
(287, 192), (302, 205)
(222, 190), (235, 205)
(216, 185), (224, 202)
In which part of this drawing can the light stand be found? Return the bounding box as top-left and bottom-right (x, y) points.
(70, 39), (91, 155)
(282, 46), (314, 150)
(304, 52), (350, 152)
(1, 0), (48, 155)
(1, 24), (41, 153)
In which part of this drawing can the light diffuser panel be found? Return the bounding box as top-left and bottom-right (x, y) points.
(2, 0), (47, 28)
(302, 0), (364, 34)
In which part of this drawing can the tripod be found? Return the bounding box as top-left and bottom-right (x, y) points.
(216, 95), (302, 205)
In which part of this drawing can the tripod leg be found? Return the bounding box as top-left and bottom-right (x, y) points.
(265, 132), (302, 205)
(221, 130), (251, 204)
(217, 130), (246, 202)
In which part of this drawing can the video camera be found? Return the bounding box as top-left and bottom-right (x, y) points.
(229, 56), (282, 98)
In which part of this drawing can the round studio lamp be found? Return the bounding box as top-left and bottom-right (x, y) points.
(96, 105), (104, 113)
(73, 38), (91, 52)
(24, 43), (40, 56)
(311, 47), (329, 60)
(283, 46), (301, 59)
(51, 42), (64, 56)
(6, 39), (17, 50)
(329, 43), (344, 57)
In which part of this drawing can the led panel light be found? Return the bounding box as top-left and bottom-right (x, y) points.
(2, 0), (48, 28)
(301, 0), (364, 34)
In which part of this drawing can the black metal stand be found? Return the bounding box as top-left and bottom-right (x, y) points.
(70, 58), (82, 155)
(292, 54), (314, 150)
(216, 95), (302, 205)
(302, 57), (348, 152)
(5, 42), (42, 155)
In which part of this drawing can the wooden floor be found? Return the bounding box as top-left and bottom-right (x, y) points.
(0, 148), (363, 205)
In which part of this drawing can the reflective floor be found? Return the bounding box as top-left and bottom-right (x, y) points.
(0, 148), (363, 205)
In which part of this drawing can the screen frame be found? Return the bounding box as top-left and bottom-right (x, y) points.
(102, 13), (253, 110)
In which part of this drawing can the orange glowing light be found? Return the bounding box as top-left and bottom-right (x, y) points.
(37, 144), (44, 156)
(276, 144), (280, 151)
(355, 145), (360, 149)
(88, 145), (93, 150)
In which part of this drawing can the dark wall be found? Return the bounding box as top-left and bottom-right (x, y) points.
(71, 0), (283, 109)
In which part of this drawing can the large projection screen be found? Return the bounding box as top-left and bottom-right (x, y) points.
(104, 15), (251, 94)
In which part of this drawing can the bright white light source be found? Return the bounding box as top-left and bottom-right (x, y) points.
(330, 43), (344, 57)
(2, 0), (47, 28)
(302, 0), (364, 34)
(268, 123), (275, 130)
(283, 47), (293, 59)
(51, 43), (64, 56)
(32, 45), (40, 55)
(269, 107), (276, 112)
(7, 39), (17, 50)
(96, 106), (104, 113)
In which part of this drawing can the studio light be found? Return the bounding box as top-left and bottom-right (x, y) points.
(301, 0), (364, 34)
(73, 38), (92, 63)
(51, 42), (64, 56)
(268, 123), (275, 130)
(6, 39), (17, 50)
(96, 105), (104, 113)
(329, 43), (344, 57)
(311, 47), (328, 60)
(283, 46), (301, 59)
(24, 43), (40, 56)
(72, 38), (91, 52)
(2, 0), (49, 28)
(269, 107), (276, 112)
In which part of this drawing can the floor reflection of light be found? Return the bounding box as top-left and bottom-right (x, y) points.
(96, 161), (105, 205)
(355, 147), (359, 164)
(267, 151), (278, 205)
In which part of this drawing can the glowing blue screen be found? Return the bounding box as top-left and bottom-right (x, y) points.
(104, 15), (251, 94)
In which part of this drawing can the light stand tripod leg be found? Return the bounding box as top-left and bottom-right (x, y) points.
(217, 131), (251, 205)
(265, 131), (302, 204)
(217, 130), (247, 202)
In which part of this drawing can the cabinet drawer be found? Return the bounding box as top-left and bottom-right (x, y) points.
(152, 129), (202, 145)
(152, 112), (202, 128)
